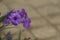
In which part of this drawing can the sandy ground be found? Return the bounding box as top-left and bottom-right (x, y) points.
(0, 0), (60, 40)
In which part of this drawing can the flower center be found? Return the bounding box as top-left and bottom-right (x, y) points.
(13, 17), (17, 20)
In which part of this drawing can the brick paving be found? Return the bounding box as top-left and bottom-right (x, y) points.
(0, 0), (60, 40)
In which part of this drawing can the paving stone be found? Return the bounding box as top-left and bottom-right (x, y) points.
(2, 0), (27, 6)
(46, 36), (60, 40)
(37, 6), (60, 16)
(47, 6), (60, 15)
(37, 6), (60, 25)
(46, 16), (60, 25)
(37, 6), (48, 16)
(41, 6), (60, 25)
(56, 25), (60, 31)
(31, 18), (48, 28)
(31, 26), (57, 39)
(46, 6), (60, 18)
(49, 0), (59, 5)
(27, 0), (50, 7)
(2, 0), (29, 10)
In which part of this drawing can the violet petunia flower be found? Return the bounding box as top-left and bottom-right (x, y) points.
(8, 11), (22, 25)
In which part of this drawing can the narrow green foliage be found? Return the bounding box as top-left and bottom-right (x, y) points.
(0, 16), (6, 23)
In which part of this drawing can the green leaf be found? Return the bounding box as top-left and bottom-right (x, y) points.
(0, 12), (1, 16)
(0, 37), (2, 40)
(0, 15), (7, 23)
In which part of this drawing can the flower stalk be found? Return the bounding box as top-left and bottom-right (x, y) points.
(18, 27), (22, 40)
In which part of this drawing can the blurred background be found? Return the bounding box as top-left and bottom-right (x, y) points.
(0, 0), (60, 40)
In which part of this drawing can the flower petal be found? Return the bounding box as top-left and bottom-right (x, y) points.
(23, 18), (31, 28)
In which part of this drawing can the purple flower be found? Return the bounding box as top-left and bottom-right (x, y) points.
(23, 18), (31, 28)
(3, 8), (31, 28)
(8, 11), (22, 25)
(20, 8), (31, 28)
(20, 8), (28, 18)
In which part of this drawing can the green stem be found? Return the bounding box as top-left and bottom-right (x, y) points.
(18, 27), (22, 40)
(0, 30), (2, 40)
